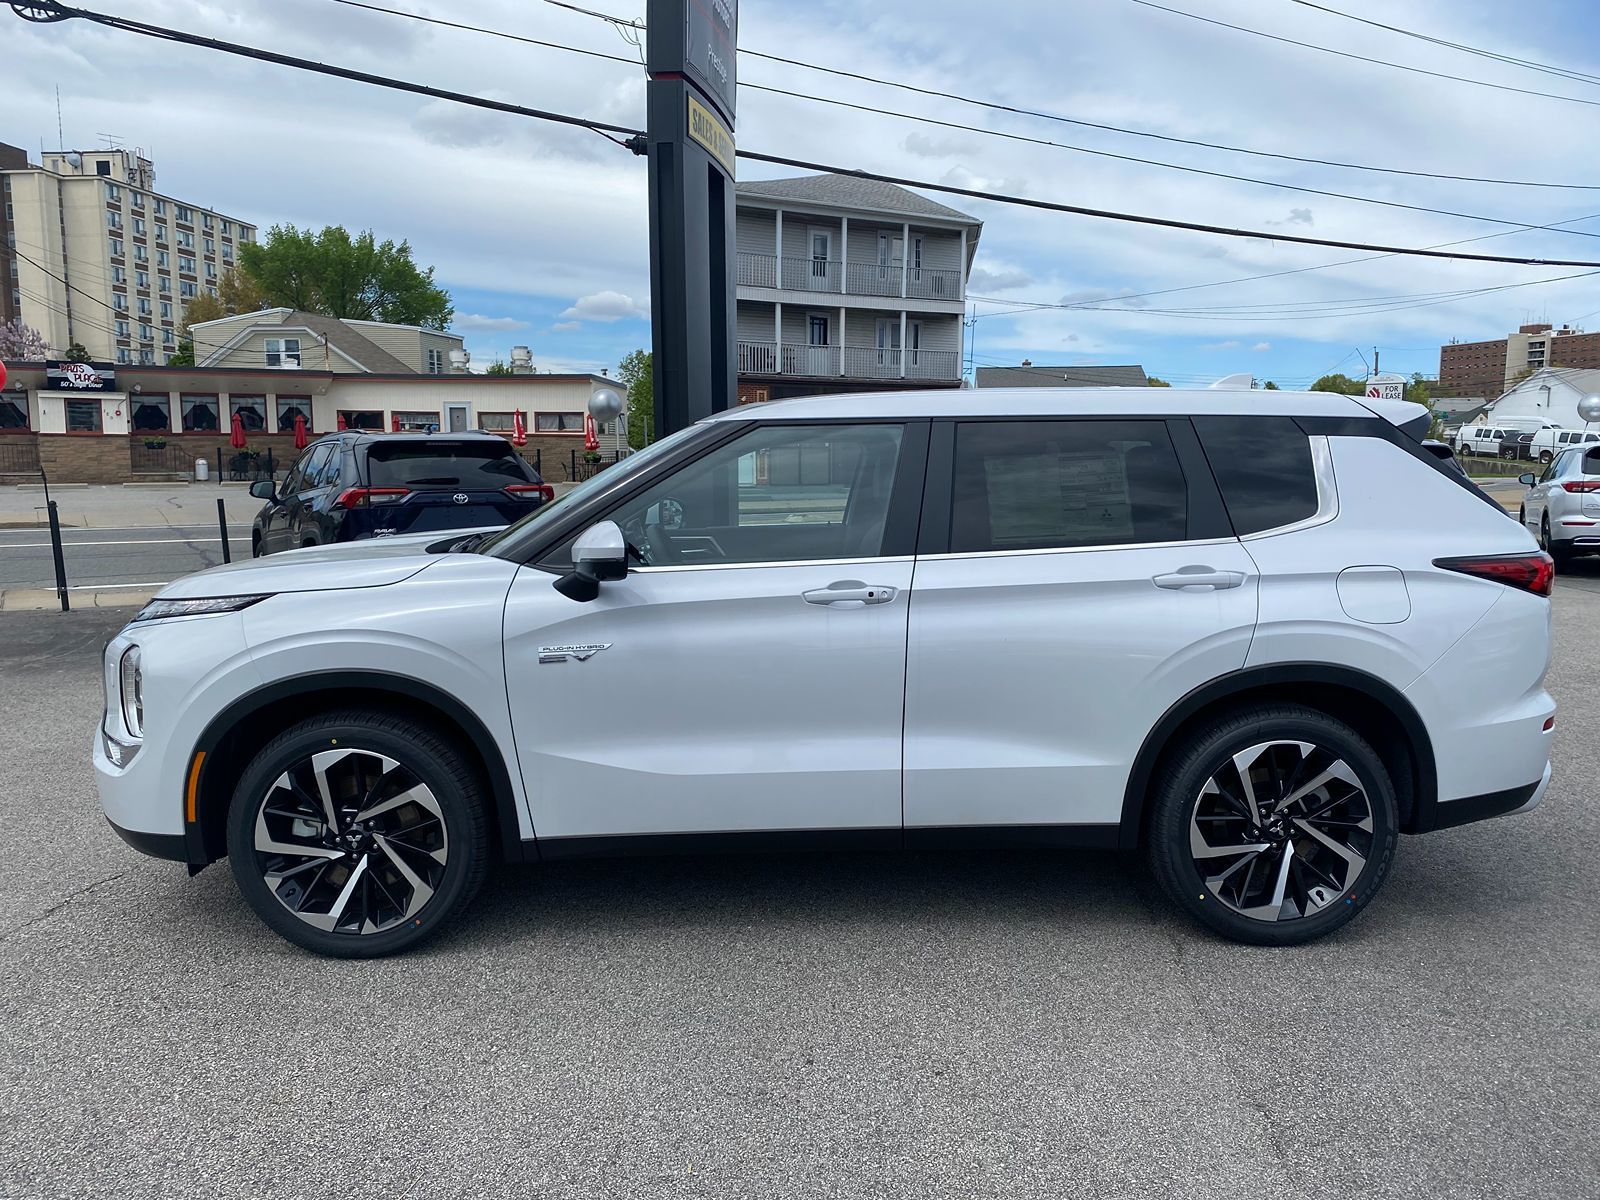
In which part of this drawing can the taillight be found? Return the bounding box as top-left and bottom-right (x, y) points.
(1434, 553), (1554, 597)
(1560, 480), (1600, 493)
(336, 487), (409, 509)
(506, 483), (554, 502)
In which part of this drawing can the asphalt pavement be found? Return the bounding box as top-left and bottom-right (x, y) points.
(2, 581), (1598, 1198)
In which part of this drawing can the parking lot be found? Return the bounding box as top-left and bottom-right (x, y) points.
(2, 579), (1597, 1199)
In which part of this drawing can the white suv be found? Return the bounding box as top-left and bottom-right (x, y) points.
(95, 389), (1557, 956)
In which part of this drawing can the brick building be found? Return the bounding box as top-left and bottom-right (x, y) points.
(1439, 323), (1600, 398)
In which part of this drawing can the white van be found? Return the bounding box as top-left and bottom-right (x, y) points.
(1455, 426), (1516, 457)
(1527, 426), (1600, 464)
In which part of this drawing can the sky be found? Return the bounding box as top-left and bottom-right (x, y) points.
(5, 0), (1600, 388)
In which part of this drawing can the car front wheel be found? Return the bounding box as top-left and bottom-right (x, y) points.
(1146, 705), (1398, 946)
(226, 710), (489, 957)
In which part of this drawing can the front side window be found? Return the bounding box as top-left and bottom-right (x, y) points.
(606, 422), (906, 567)
(950, 420), (1187, 553)
(1193, 416), (1318, 536)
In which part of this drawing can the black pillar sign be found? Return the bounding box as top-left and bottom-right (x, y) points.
(646, 0), (738, 439)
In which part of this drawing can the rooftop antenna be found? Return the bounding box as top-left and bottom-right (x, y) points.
(95, 132), (124, 150)
(55, 86), (63, 148)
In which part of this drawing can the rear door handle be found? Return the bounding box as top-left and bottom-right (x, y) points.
(802, 581), (897, 606)
(1153, 566), (1246, 591)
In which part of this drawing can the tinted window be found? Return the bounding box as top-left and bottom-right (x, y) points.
(607, 423), (905, 566)
(294, 445), (333, 492)
(366, 441), (534, 488)
(950, 420), (1186, 553)
(1193, 417), (1317, 536)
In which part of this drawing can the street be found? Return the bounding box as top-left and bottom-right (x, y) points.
(2, 589), (1596, 1199)
(0, 523), (254, 591)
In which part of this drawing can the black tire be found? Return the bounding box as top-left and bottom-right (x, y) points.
(250, 531), (262, 558)
(1146, 704), (1398, 946)
(1542, 517), (1570, 572)
(1540, 450), (1554, 464)
(226, 709), (489, 957)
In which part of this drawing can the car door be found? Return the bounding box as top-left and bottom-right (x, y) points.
(1524, 449), (1566, 531)
(501, 419), (927, 842)
(262, 449), (313, 553)
(903, 417), (1259, 831)
(282, 443), (334, 548)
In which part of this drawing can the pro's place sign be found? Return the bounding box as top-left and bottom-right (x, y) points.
(46, 361), (117, 392)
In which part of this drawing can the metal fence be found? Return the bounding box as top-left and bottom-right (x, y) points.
(0, 438), (41, 474)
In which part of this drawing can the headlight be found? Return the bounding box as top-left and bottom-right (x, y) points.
(119, 645), (143, 739)
(131, 595), (268, 623)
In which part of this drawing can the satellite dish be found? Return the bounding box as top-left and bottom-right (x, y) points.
(1579, 394), (1600, 425)
(588, 387), (623, 424)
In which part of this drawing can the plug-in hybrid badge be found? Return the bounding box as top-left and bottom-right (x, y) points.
(539, 643), (612, 664)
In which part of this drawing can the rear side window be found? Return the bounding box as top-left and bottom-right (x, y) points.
(366, 441), (534, 488)
(949, 420), (1187, 553)
(1193, 417), (1318, 536)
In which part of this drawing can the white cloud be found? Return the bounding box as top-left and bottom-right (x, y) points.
(970, 266), (1033, 292)
(453, 313), (530, 333)
(1252, 341), (1272, 352)
(550, 321), (582, 333)
(1202, 340), (1242, 351)
(903, 131), (974, 158)
(560, 291), (649, 322)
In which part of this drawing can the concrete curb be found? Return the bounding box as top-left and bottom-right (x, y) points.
(1, 587), (160, 611)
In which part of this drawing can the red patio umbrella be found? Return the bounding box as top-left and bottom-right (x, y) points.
(336, 413), (347, 431)
(583, 412), (600, 453)
(292, 413), (308, 450)
(511, 409), (527, 447)
(391, 414), (401, 432)
(229, 410), (247, 450)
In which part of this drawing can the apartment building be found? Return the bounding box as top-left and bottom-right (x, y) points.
(0, 143), (256, 365)
(734, 174), (981, 402)
(1439, 322), (1600, 398)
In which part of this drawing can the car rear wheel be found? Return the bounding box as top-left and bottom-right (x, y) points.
(1146, 705), (1398, 946)
(1540, 451), (1554, 464)
(1542, 516), (1570, 571)
(226, 710), (489, 957)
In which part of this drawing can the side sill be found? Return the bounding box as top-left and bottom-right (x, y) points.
(108, 818), (189, 863)
(1408, 781), (1540, 834)
(531, 824), (1124, 860)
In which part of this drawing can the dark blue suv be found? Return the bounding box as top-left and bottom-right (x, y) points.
(249, 431), (552, 556)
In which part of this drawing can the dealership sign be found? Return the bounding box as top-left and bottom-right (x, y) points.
(1366, 373), (1407, 404)
(45, 361), (117, 391)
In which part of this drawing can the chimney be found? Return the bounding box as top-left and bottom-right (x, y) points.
(448, 348), (471, 374)
(510, 345), (533, 374)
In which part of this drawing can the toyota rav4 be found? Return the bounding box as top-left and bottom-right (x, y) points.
(95, 388), (1556, 956)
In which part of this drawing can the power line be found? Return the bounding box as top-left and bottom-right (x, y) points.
(543, 0), (1600, 192)
(1286, 0), (1600, 89)
(20, 3), (1600, 270)
(1124, 0), (1600, 110)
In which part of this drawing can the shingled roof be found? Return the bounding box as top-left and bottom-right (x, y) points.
(736, 174), (979, 224)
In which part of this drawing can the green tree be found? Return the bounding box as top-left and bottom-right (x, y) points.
(1309, 372), (1367, 395)
(64, 342), (92, 363)
(179, 292), (227, 337)
(1146, 376), (1172, 387)
(166, 341), (196, 367)
(483, 359), (515, 376)
(1404, 372), (1431, 408)
(238, 224), (453, 330)
(616, 348), (653, 449)
(217, 267), (270, 315)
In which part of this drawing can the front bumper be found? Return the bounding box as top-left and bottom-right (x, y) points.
(106, 816), (188, 862)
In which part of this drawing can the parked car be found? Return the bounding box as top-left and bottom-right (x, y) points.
(1527, 426), (1600, 465)
(1500, 430), (1535, 461)
(1519, 444), (1600, 569)
(247, 431), (552, 555)
(96, 387), (1555, 956)
(1454, 425), (1516, 457)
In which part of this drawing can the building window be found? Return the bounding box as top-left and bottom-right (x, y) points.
(154, 198), (166, 216)
(130, 394), (170, 431)
(0, 391), (29, 430)
(133, 244), (147, 262)
(265, 337), (301, 368)
(392, 410), (440, 432)
(178, 255), (195, 274)
(156, 249), (169, 269)
(139, 323), (153, 340)
(203, 237), (214, 255)
(427, 347), (444, 374)
(106, 210), (122, 230)
(535, 412), (584, 432)
(177, 230), (194, 249)
(133, 217), (146, 237)
(115, 319), (129, 337)
(478, 411), (515, 431)
(116, 348), (132, 364)
(180, 281), (197, 298)
(136, 274), (150, 293)
(112, 266), (126, 285)
(113, 295), (129, 313)
(66, 400), (102, 432)
(155, 224), (167, 244)
(202, 213), (214, 229)
(180, 394), (220, 432)
(159, 275), (171, 295)
(276, 395), (312, 432)
(109, 238), (124, 258)
(221, 245), (233, 264)
(162, 328), (175, 346)
(95, 160), (111, 177)
(138, 349), (155, 365)
(130, 191), (144, 209)
(176, 205), (193, 223)
(204, 262), (216, 279)
(338, 410), (384, 431)
(105, 182), (121, 201)
(222, 220), (232, 236)
(160, 301), (172, 320)
(229, 395), (267, 432)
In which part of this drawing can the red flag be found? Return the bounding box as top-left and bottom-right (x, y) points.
(583, 412), (600, 452)
(511, 409), (527, 447)
(293, 413), (308, 449)
(336, 413), (347, 431)
(229, 410), (248, 449)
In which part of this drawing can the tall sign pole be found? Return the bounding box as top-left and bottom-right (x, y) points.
(645, 0), (738, 439)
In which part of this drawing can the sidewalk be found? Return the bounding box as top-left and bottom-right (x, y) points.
(1, 586), (160, 611)
(0, 481), (260, 529)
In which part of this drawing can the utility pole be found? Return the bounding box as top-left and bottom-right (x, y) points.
(1373, 347), (1380, 376)
(644, 0), (738, 438)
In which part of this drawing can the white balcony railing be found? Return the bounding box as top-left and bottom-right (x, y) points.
(738, 252), (965, 301)
(738, 341), (961, 382)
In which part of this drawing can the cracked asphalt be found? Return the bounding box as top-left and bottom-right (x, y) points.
(2, 588), (1597, 1200)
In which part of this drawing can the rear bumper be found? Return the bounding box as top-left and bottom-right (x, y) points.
(1411, 761), (1550, 833)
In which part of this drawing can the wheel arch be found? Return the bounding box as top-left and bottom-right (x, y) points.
(186, 670), (531, 868)
(1118, 663), (1436, 849)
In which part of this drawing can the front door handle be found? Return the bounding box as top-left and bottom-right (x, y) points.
(1153, 566), (1246, 591)
(802, 581), (897, 606)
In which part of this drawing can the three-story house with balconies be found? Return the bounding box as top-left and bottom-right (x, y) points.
(734, 174), (981, 402)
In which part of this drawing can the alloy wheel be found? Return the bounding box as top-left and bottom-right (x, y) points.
(1189, 740), (1373, 922)
(251, 747), (448, 935)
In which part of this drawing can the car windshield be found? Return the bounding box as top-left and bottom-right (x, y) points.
(479, 423), (705, 557)
(365, 441), (534, 488)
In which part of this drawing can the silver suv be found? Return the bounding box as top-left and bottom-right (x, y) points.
(1521, 445), (1600, 569)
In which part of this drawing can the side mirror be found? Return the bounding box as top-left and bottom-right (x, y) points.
(249, 479), (277, 501)
(1519, 472), (1537, 487)
(554, 520), (628, 602)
